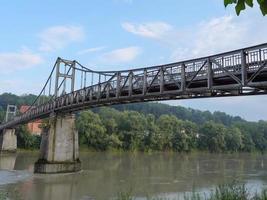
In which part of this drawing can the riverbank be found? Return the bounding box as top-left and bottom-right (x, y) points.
(1, 182), (267, 200)
(14, 147), (267, 155)
(116, 183), (267, 200)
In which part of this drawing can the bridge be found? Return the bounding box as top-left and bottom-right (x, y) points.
(0, 43), (267, 173)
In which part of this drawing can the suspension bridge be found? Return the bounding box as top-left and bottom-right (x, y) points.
(0, 43), (267, 173)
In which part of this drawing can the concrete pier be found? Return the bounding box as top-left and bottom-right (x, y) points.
(0, 129), (17, 153)
(34, 113), (81, 173)
(0, 153), (17, 170)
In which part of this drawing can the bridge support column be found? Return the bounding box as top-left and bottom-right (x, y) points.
(34, 113), (81, 174)
(0, 129), (17, 153)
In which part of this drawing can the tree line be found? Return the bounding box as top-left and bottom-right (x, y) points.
(0, 93), (267, 152)
(76, 107), (267, 152)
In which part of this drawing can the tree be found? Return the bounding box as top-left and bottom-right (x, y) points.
(157, 115), (179, 150)
(225, 127), (243, 152)
(156, 115), (197, 152)
(3, 93), (267, 153)
(171, 128), (188, 152)
(180, 120), (198, 150)
(224, 0), (267, 16)
(251, 121), (267, 152)
(233, 122), (255, 152)
(233, 121), (267, 152)
(198, 121), (227, 152)
(241, 132), (255, 152)
(118, 111), (147, 151)
(98, 107), (119, 135)
(143, 114), (161, 151)
(16, 125), (41, 149)
(76, 111), (108, 150)
(258, 120), (267, 139)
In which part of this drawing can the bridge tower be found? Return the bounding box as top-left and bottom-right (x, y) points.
(34, 58), (81, 173)
(0, 105), (17, 153)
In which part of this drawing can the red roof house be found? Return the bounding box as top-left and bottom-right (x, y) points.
(19, 105), (42, 135)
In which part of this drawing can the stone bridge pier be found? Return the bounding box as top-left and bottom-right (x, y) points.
(34, 113), (81, 173)
(0, 129), (17, 153)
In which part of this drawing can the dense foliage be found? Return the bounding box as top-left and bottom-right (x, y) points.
(16, 125), (41, 149)
(107, 103), (245, 126)
(0, 93), (38, 123)
(77, 106), (267, 153)
(224, 0), (267, 16)
(1, 93), (267, 152)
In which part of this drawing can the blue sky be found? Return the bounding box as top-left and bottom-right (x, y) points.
(0, 0), (267, 121)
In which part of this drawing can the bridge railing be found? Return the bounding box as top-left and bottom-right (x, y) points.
(1, 43), (267, 130)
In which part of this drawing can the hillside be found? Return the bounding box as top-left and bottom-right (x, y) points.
(1, 93), (267, 153)
(108, 103), (245, 126)
(0, 92), (245, 126)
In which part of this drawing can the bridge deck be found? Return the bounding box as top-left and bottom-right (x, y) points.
(1, 43), (267, 130)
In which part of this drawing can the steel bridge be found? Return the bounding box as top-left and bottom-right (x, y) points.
(1, 43), (267, 130)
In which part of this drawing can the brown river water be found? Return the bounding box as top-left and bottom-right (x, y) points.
(0, 151), (267, 200)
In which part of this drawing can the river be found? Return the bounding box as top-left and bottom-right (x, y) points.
(0, 151), (267, 200)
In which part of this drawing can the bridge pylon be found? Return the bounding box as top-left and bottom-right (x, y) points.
(0, 129), (17, 153)
(0, 105), (17, 153)
(5, 105), (17, 122)
(34, 113), (81, 173)
(54, 58), (76, 97)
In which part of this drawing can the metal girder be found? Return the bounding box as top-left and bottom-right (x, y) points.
(128, 71), (133, 96)
(143, 69), (147, 95)
(160, 67), (164, 94)
(207, 58), (213, 89)
(120, 76), (129, 90)
(186, 60), (207, 88)
(181, 63), (186, 91)
(164, 68), (181, 90)
(241, 50), (247, 85)
(116, 72), (121, 98)
(147, 69), (160, 93)
(247, 61), (267, 83)
(211, 59), (242, 84)
(1, 43), (267, 130)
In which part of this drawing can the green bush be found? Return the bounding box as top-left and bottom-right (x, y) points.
(16, 125), (41, 149)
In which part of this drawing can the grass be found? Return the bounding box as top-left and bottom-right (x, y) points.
(115, 191), (135, 200)
(0, 191), (7, 200)
(0, 189), (23, 200)
(115, 183), (267, 200)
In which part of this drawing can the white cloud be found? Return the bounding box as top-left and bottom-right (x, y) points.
(39, 25), (85, 52)
(170, 14), (267, 61)
(122, 22), (173, 39)
(122, 12), (267, 63)
(163, 11), (267, 121)
(0, 79), (44, 95)
(102, 46), (142, 63)
(194, 16), (245, 54)
(77, 46), (106, 55)
(0, 80), (24, 94)
(0, 51), (43, 73)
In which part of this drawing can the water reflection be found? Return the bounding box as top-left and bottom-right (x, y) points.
(0, 153), (16, 170)
(0, 153), (32, 187)
(0, 152), (267, 200)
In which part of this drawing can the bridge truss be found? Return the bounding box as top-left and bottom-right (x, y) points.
(1, 43), (267, 130)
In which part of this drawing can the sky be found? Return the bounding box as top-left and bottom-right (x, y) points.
(0, 0), (266, 121)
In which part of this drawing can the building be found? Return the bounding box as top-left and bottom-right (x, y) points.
(19, 105), (42, 135)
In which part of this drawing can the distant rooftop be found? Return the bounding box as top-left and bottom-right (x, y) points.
(19, 105), (31, 114)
